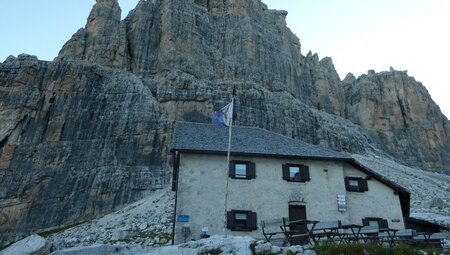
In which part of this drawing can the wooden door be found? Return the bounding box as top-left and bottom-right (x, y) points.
(288, 204), (308, 245)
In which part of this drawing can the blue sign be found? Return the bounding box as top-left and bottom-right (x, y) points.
(178, 214), (189, 222)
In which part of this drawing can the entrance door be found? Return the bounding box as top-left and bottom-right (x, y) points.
(288, 204), (307, 245)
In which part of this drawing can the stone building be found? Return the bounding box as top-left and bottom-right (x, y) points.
(171, 122), (410, 244)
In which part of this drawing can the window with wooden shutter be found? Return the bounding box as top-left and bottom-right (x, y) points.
(229, 161), (256, 179)
(301, 165), (310, 181)
(362, 217), (388, 229)
(248, 212), (257, 230)
(248, 162), (256, 179)
(359, 179), (369, 191)
(227, 210), (257, 232)
(344, 177), (368, 192)
(282, 164), (289, 180)
(226, 211), (235, 230)
(362, 218), (370, 226)
(380, 219), (389, 229)
(283, 164), (311, 182)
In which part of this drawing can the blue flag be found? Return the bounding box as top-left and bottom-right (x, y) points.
(212, 99), (234, 127)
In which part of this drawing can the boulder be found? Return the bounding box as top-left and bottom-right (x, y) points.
(0, 234), (50, 255)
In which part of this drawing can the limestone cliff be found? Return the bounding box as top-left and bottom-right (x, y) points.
(344, 69), (449, 170)
(57, 0), (345, 116)
(0, 0), (449, 248)
(0, 55), (171, 246)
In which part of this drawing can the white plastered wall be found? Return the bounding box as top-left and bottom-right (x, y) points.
(174, 153), (405, 243)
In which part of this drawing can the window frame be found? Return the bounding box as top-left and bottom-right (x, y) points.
(226, 210), (257, 232)
(362, 217), (389, 229)
(344, 177), (368, 192)
(229, 160), (256, 180)
(282, 163), (310, 182)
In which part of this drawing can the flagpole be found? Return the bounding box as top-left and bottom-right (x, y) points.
(223, 97), (234, 238)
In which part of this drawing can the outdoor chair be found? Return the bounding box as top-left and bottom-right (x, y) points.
(260, 219), (286, 246)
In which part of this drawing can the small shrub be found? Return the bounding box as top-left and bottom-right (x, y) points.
(250, 242), (257, 255)
(314, 243), (423, 255)
(198, 247), (223, 255)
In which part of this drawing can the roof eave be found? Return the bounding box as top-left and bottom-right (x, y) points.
(171, 148), (353, 162)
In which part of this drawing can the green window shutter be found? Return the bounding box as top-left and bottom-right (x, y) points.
(229, 161), (235, 178)
(301, 165), (310, 181)
(248, 212), (257, 230)
(227, 211), (235, 230)
(248, 162), (256, 179)
(282, 164), (289, 180)
(380, 219), (389, 229)
(359, 178), (369, 192)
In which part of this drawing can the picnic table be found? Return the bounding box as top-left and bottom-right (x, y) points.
(262, 218), (448, 248)
(281, 218), (319, 245)
(377, 228), (399, 247)
(308, 221), (342, 244)
(337, 224), (363, 244)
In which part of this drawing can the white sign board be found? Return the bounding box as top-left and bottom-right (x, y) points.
(337, 194), (347, 212)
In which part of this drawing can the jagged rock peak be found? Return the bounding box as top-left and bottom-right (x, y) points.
(342, 73), (356, 84)
(56, 0), (129, 68)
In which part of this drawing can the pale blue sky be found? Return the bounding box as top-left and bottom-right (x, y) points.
(1, 0), (449, 117)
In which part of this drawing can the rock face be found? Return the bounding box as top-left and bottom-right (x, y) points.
(57, 0), (129, 69)
(0, 0), (449, 248)
(344, 69), (450, 170)
(0, 56), (171, 247)
(56, 0), (344, 116)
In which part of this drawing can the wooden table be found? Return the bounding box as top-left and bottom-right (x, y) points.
(281, 218), (319, 246)
(337, 224), (363, 244)
(378, 228), (399, 247)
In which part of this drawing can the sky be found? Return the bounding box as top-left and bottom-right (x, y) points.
(0, 0), (449, 117)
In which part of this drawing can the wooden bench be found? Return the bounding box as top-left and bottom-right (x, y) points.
(391, 229), (415, 246)
(358, 225), (380, 243)
(309, 221), (341, 244)
(413, 232), (448, 248)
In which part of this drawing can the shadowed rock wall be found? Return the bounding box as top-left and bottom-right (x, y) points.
(0, 56), (171, 246)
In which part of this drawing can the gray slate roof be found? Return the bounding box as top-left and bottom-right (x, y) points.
(172, 122), (353, 160)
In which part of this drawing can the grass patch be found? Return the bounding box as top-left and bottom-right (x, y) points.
(314, 243), (416, 255)
(38, 222), (85, 237)
(198, 248), (223, 255)
(314, 243), (450, 255)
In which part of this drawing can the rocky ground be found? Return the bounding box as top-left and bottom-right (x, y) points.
(354, 154), (450, 226)
(46, 188), (174, 250)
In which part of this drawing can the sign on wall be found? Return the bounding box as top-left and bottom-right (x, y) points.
(178, 214), (190, 222)
(337, 194), (347, 212)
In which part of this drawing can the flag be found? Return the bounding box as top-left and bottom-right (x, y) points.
(212, 99), (234, 127)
